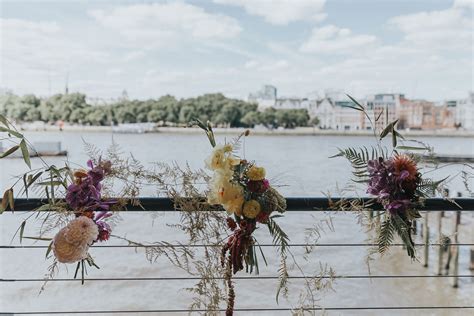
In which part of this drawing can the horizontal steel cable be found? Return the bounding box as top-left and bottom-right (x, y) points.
(1, 243), (473, 249)
(2, 275), (473, 282)
(4, 306), (474, 314)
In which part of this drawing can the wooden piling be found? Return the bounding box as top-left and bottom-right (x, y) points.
(437, 211), (443, 275)
(470, 247), (474, 271)
(452, 210), (461, 288)
(423, 212), (429, 267)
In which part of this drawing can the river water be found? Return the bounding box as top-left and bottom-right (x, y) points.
(0, 131), (473, 315)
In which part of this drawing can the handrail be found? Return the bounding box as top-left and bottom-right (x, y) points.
(11, 197), (474, 212)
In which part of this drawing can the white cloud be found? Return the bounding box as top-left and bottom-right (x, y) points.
(89, 2), (241, 46)
(0, 18), (111, 95)
(388, 4), (473, 51)
(453, 0), (473, 9)
(299, 25), (376, 54)
(214, 0), (326, 25)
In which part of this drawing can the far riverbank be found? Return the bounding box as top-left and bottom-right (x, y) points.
(16, 123), (474, 138)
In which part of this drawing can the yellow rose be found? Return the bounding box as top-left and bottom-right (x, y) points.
(219, 183), (243, 204)
(224, 196), (244, 216)
(206, 145), (237, 171)
(247, 166), (266, 181)
(206, 147), (225, 170)
(243, 200), (261, 219)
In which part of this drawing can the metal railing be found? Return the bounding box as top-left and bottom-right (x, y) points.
(1, 197), (473, 315)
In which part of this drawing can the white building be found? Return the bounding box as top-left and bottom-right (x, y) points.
(310, 98), (334, 129)
(248, 85), (277, 110)
(455, 92), (474, 130)
(248, 85), (311, 111)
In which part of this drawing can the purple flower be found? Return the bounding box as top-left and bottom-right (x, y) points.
(386, 199), (412, 215)
(66, 160), (116, 212)
(367, 158), (395, 198)
(367, 157), (418, 215)
(95, 220), (112, 242)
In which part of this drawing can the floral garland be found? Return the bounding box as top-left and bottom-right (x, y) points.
(52, 160), (116, 267)
(196, 121), (287, 315)
(333, 96), (445, 259)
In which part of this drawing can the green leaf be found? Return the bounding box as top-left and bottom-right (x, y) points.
(19, 139), (31, 168)
(23, 174), (28, 198)
(0, 189), (9, 214)
(396, 146), (428, 151)
(22, 236), (52, 241)
(344, 105), (364, 112)
(0, 126), (23, 138)
(380, 119), (398, 139)
(45, 241), (54, 259)
(0, 145), (19, 158)
(8, 188), (14, 211)
(36, 181), (64, 186)
(346, 94), (364, 110)
(19, 220), (26, 243)
(0, 114), (9, 127)
(34, 204), (52, 212)
(74, 261), (81, 279)
(28, 171), (43, 187)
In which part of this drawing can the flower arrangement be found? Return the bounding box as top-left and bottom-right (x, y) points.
(333, 96), (445, 259)
(195, 120), (288, 315)
(52, 160), (115, 267)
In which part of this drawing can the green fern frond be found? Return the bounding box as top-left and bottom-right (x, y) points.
(378, 217), (395, 255)
(275, 255), (289, 303)
(391, 214), (416, 259)
(332, 146), (387, 181)
(267, 217), (289, 256)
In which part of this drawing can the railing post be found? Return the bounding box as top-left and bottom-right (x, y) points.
(437, 211), (444, 275)
(452, 210), (461, 288)
(423, 212), (429, 267)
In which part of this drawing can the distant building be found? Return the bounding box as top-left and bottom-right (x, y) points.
(364, 94), (403, 131)
(248, 85), (277, 110)
(399, 99), (455, 130)
(455, 92), (474, 130)
(248, 84), (470, 131)
(310, 98), (334, 129)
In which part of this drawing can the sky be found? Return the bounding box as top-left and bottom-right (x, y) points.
(0, 0), (472, 101)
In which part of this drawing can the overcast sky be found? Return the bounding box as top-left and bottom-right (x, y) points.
(0, 0), (472, 101)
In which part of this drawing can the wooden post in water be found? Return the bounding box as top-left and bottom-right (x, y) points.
(470, 247), (474, 271)
(452, 210), (461, 288)
(437, 211), (444, 275)
(423, 212), (429, 267)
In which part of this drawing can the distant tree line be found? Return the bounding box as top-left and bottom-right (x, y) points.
(0, 92), (316, 128)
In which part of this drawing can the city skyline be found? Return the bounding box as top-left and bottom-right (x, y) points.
(1, 0), (473, 101)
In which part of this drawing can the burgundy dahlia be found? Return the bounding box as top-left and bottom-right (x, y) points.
(247, 179), (270, 194)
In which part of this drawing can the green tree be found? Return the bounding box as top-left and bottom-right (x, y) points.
(240, 111), (260, 127)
